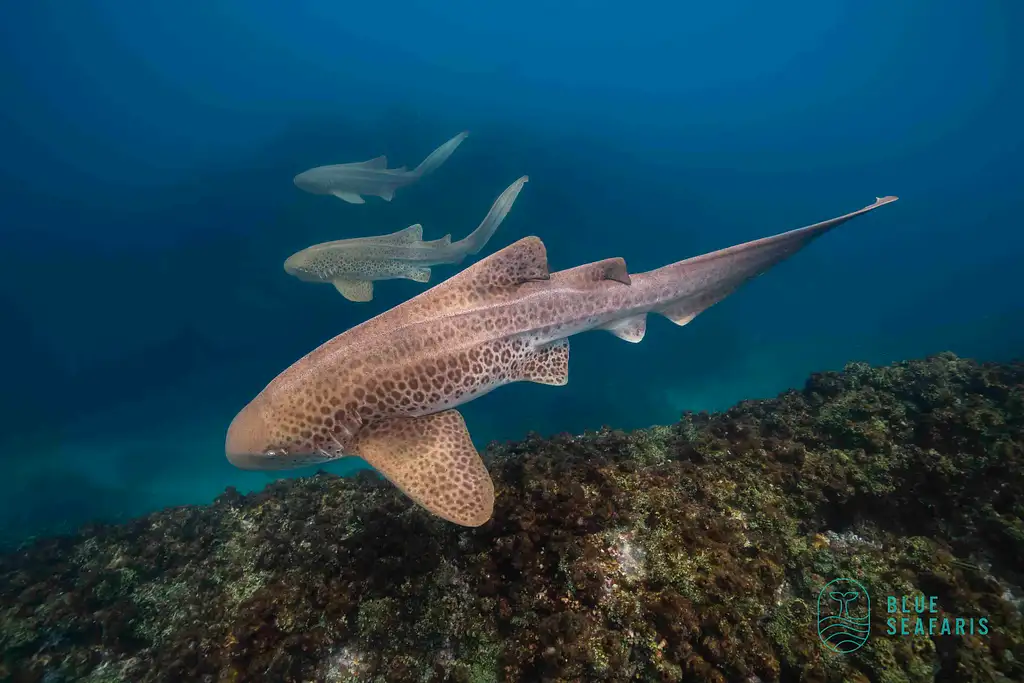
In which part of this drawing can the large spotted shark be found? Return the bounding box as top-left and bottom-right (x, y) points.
(293, 131), (468, 204)
(226, 195), (898, 527)
(284, 176), (528, 302)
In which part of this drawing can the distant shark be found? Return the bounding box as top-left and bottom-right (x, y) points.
(293, 131), (469, 204)
(226, 195), (899, 527)
(284, 175), (529, 302)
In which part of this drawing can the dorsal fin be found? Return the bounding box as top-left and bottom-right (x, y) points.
(458, 236), (549, 290)
(389, 236), (550, 320)
(380, 224), (423, 244)
(551, 257), (631, 286)
(422, 233), (452, 247)
(352, 155), (387, 169)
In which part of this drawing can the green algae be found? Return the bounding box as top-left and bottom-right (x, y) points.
(0, 353), (1022, 682)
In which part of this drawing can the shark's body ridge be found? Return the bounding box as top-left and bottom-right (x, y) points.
(227, 195), (899, 526)
(293, 131), (468, 204)
(284, 175), (528, 301)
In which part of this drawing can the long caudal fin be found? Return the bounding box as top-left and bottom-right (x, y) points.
(646, 195), (898, 329)
(456, 175), (529, 256)
(412, 131), (469, 177)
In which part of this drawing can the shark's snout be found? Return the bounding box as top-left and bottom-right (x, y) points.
(293, 171), (317, 193)
(225, 405), (274, 470)
(283, 251), (319, 281)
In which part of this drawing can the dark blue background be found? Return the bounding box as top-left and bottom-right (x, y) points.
(1, 0), (1020, 543)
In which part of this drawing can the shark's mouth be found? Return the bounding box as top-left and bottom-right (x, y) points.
(226, 448), (334, 471)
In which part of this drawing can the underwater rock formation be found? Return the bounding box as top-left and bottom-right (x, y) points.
(1, 352), (1022, 683)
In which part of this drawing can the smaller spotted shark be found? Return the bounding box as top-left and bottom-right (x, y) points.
(226, 195), (899, 527)
(293, 131), (468, 204)
(284, 175), (528, 302)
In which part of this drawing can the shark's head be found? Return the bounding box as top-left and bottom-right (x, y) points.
(292, 168), (324, 194)
(225, 384), (362, 471)
(283, 247), (323, 282)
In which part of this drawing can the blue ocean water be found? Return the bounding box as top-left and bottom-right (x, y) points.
(0, 0), (1020, 544)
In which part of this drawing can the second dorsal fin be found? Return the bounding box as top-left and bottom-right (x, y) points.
(551, 257), (631, 286)
(422, 233), (452, 248)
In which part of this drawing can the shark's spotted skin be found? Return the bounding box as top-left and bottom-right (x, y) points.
(516, 339), (570, 385)
(227, 195), (899, 526)
(285, 176), (529, 301)
(351, 410), (493, 526)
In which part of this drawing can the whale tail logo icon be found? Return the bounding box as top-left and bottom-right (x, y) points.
(817, 579), (871, 653)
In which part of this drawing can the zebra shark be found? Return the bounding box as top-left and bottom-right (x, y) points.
(284, 176), (528, 302)
(293, 131), (468, 204)
(226, 195), (899, 527)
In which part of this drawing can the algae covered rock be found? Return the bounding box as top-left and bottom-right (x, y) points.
(1, 353), (1022, 682)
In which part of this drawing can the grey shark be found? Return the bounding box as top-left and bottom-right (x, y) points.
(226, 195), (899, 527)
(284, 175), (529, 301)
(293, 131), (469, 204)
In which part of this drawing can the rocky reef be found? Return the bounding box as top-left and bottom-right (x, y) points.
(1, 352), (1022, 683)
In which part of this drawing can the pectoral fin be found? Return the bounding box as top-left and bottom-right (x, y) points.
(332, 278), (374, 302)
(332, 191), (366, 204)
(350, 410), (495, 526)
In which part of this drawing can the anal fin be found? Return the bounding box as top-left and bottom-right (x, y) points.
(599, 314), (647, 342)
(552, 257), (631, 286)
(332, 191), (366, 204)
(349, 410), (494, 526)
(515, 339), (569, 386)
(332, 278), (374, 302)
(657, 289), (735, 326)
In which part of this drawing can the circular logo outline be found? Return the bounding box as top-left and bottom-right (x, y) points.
(816, 577), (871, 653)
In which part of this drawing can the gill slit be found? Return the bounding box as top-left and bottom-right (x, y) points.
(316, 431), (348, 459)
